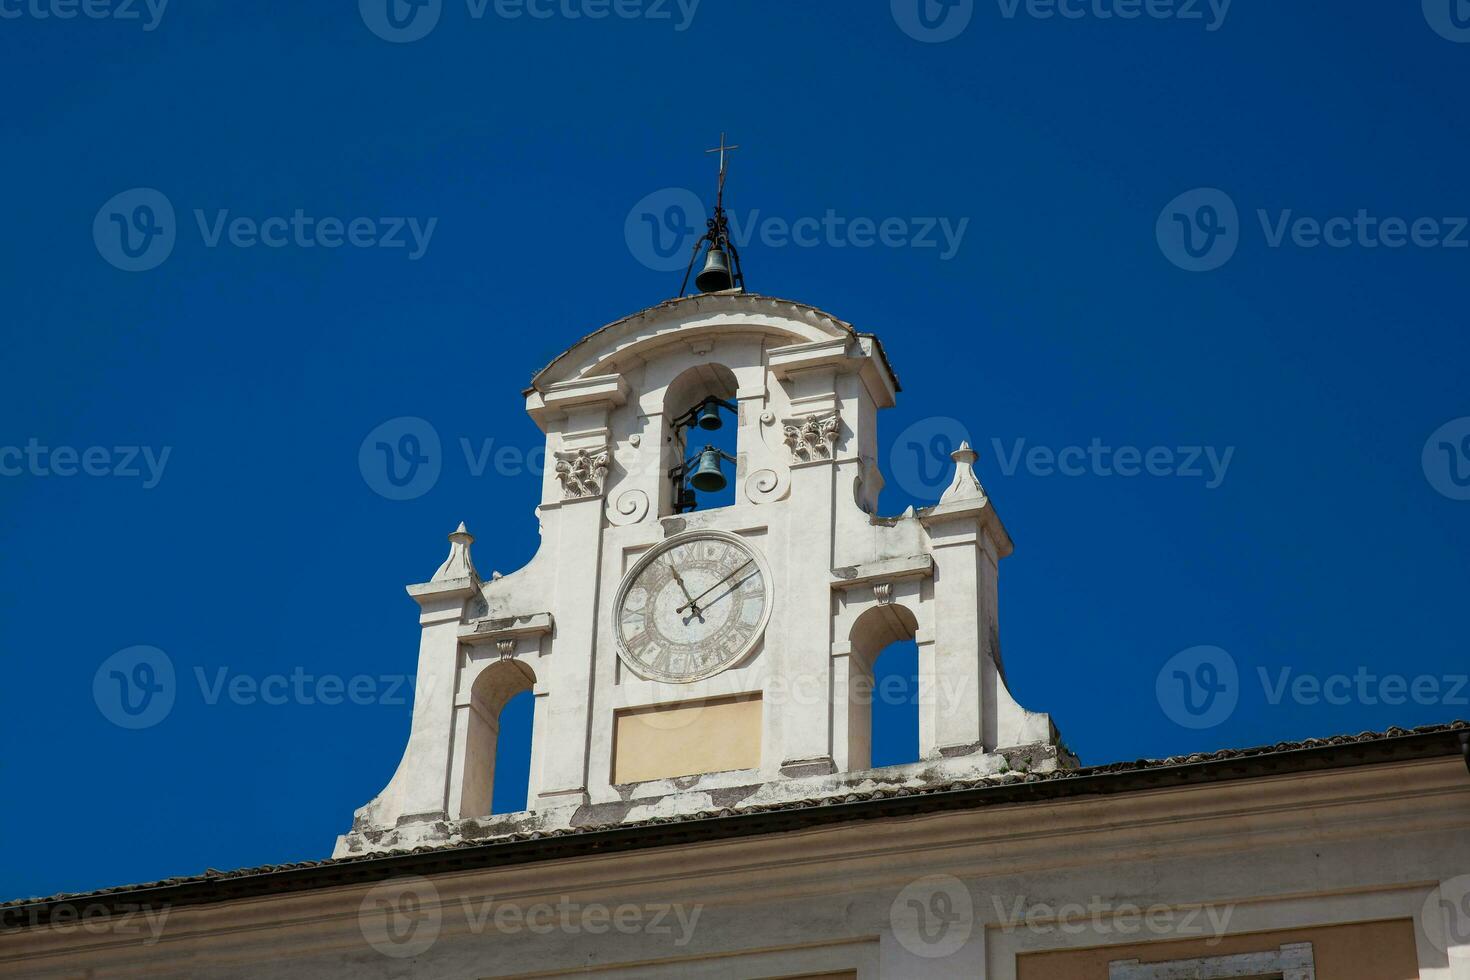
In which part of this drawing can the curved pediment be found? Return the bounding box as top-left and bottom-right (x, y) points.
(527, 293), (890, 393)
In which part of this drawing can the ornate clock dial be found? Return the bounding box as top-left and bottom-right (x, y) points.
(614, 531), (770, 683)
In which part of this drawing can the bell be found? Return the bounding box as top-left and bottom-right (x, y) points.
(688, 447), (728, 493)
(695, 401), (723, 431)
(695, 247), (734, 293)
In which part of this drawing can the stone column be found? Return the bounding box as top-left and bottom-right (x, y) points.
(830, 639), (870, 772)
(924, 518), (987, 755)
(778, 457), (837, 777)
(919, 444), (1008, 756)
(532, 495), (603, 809)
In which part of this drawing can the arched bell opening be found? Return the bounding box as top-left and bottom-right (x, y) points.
(662, 363), (740, 515)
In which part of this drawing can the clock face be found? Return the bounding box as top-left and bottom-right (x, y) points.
(614, 531), (771, 683)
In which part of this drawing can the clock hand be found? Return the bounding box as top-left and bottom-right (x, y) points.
(666, 560), (703, 618)
(678, 558), (754, 614)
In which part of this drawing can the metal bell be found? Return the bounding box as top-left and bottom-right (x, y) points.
(688, 446), (728, 493)
(695, 247), (734, 293)
(695, 401), (724, 431)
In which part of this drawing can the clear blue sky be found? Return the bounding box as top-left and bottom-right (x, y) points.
(2, 2), (1468, 901)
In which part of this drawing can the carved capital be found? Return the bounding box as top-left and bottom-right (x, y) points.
(780, 412), (840, 463)
(554, 448), (610, 499)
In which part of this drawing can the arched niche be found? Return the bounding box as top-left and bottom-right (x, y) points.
(843, 603), (920, 772)
(661, 362), (740, 514)
(457, 658), (536, 819)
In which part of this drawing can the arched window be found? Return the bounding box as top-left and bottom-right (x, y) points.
(870, 640), (920, 767)
(847, 604), (920, 771)
(491, 689), (534, 813)
(457, 659), (535, 818)
(662, 364), (740, 514)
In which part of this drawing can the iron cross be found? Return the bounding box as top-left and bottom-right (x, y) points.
(705, 133), (740, 181)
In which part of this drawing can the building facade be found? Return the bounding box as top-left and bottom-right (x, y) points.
(4, 293), (1469, 979)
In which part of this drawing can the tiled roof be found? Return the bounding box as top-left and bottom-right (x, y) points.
(4, 722), (1466, 922)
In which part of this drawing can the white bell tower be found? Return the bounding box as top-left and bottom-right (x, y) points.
(336, 293), (1070, 858)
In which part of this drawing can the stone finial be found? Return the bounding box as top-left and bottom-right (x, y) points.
(939, 441), (989, 505)
(431, 521), (479, 582)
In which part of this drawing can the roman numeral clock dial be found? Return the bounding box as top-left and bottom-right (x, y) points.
(614, 531), (771, 684)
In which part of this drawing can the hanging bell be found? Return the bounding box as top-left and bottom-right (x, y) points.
(695, 247), (734, 293)
(695, 400), (724, 431)
(688, 446), (728, 493)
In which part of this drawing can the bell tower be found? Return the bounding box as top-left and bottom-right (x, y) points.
(335, 292), (1071, 858)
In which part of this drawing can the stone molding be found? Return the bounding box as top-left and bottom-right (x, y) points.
(458, 612), (554, 648)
